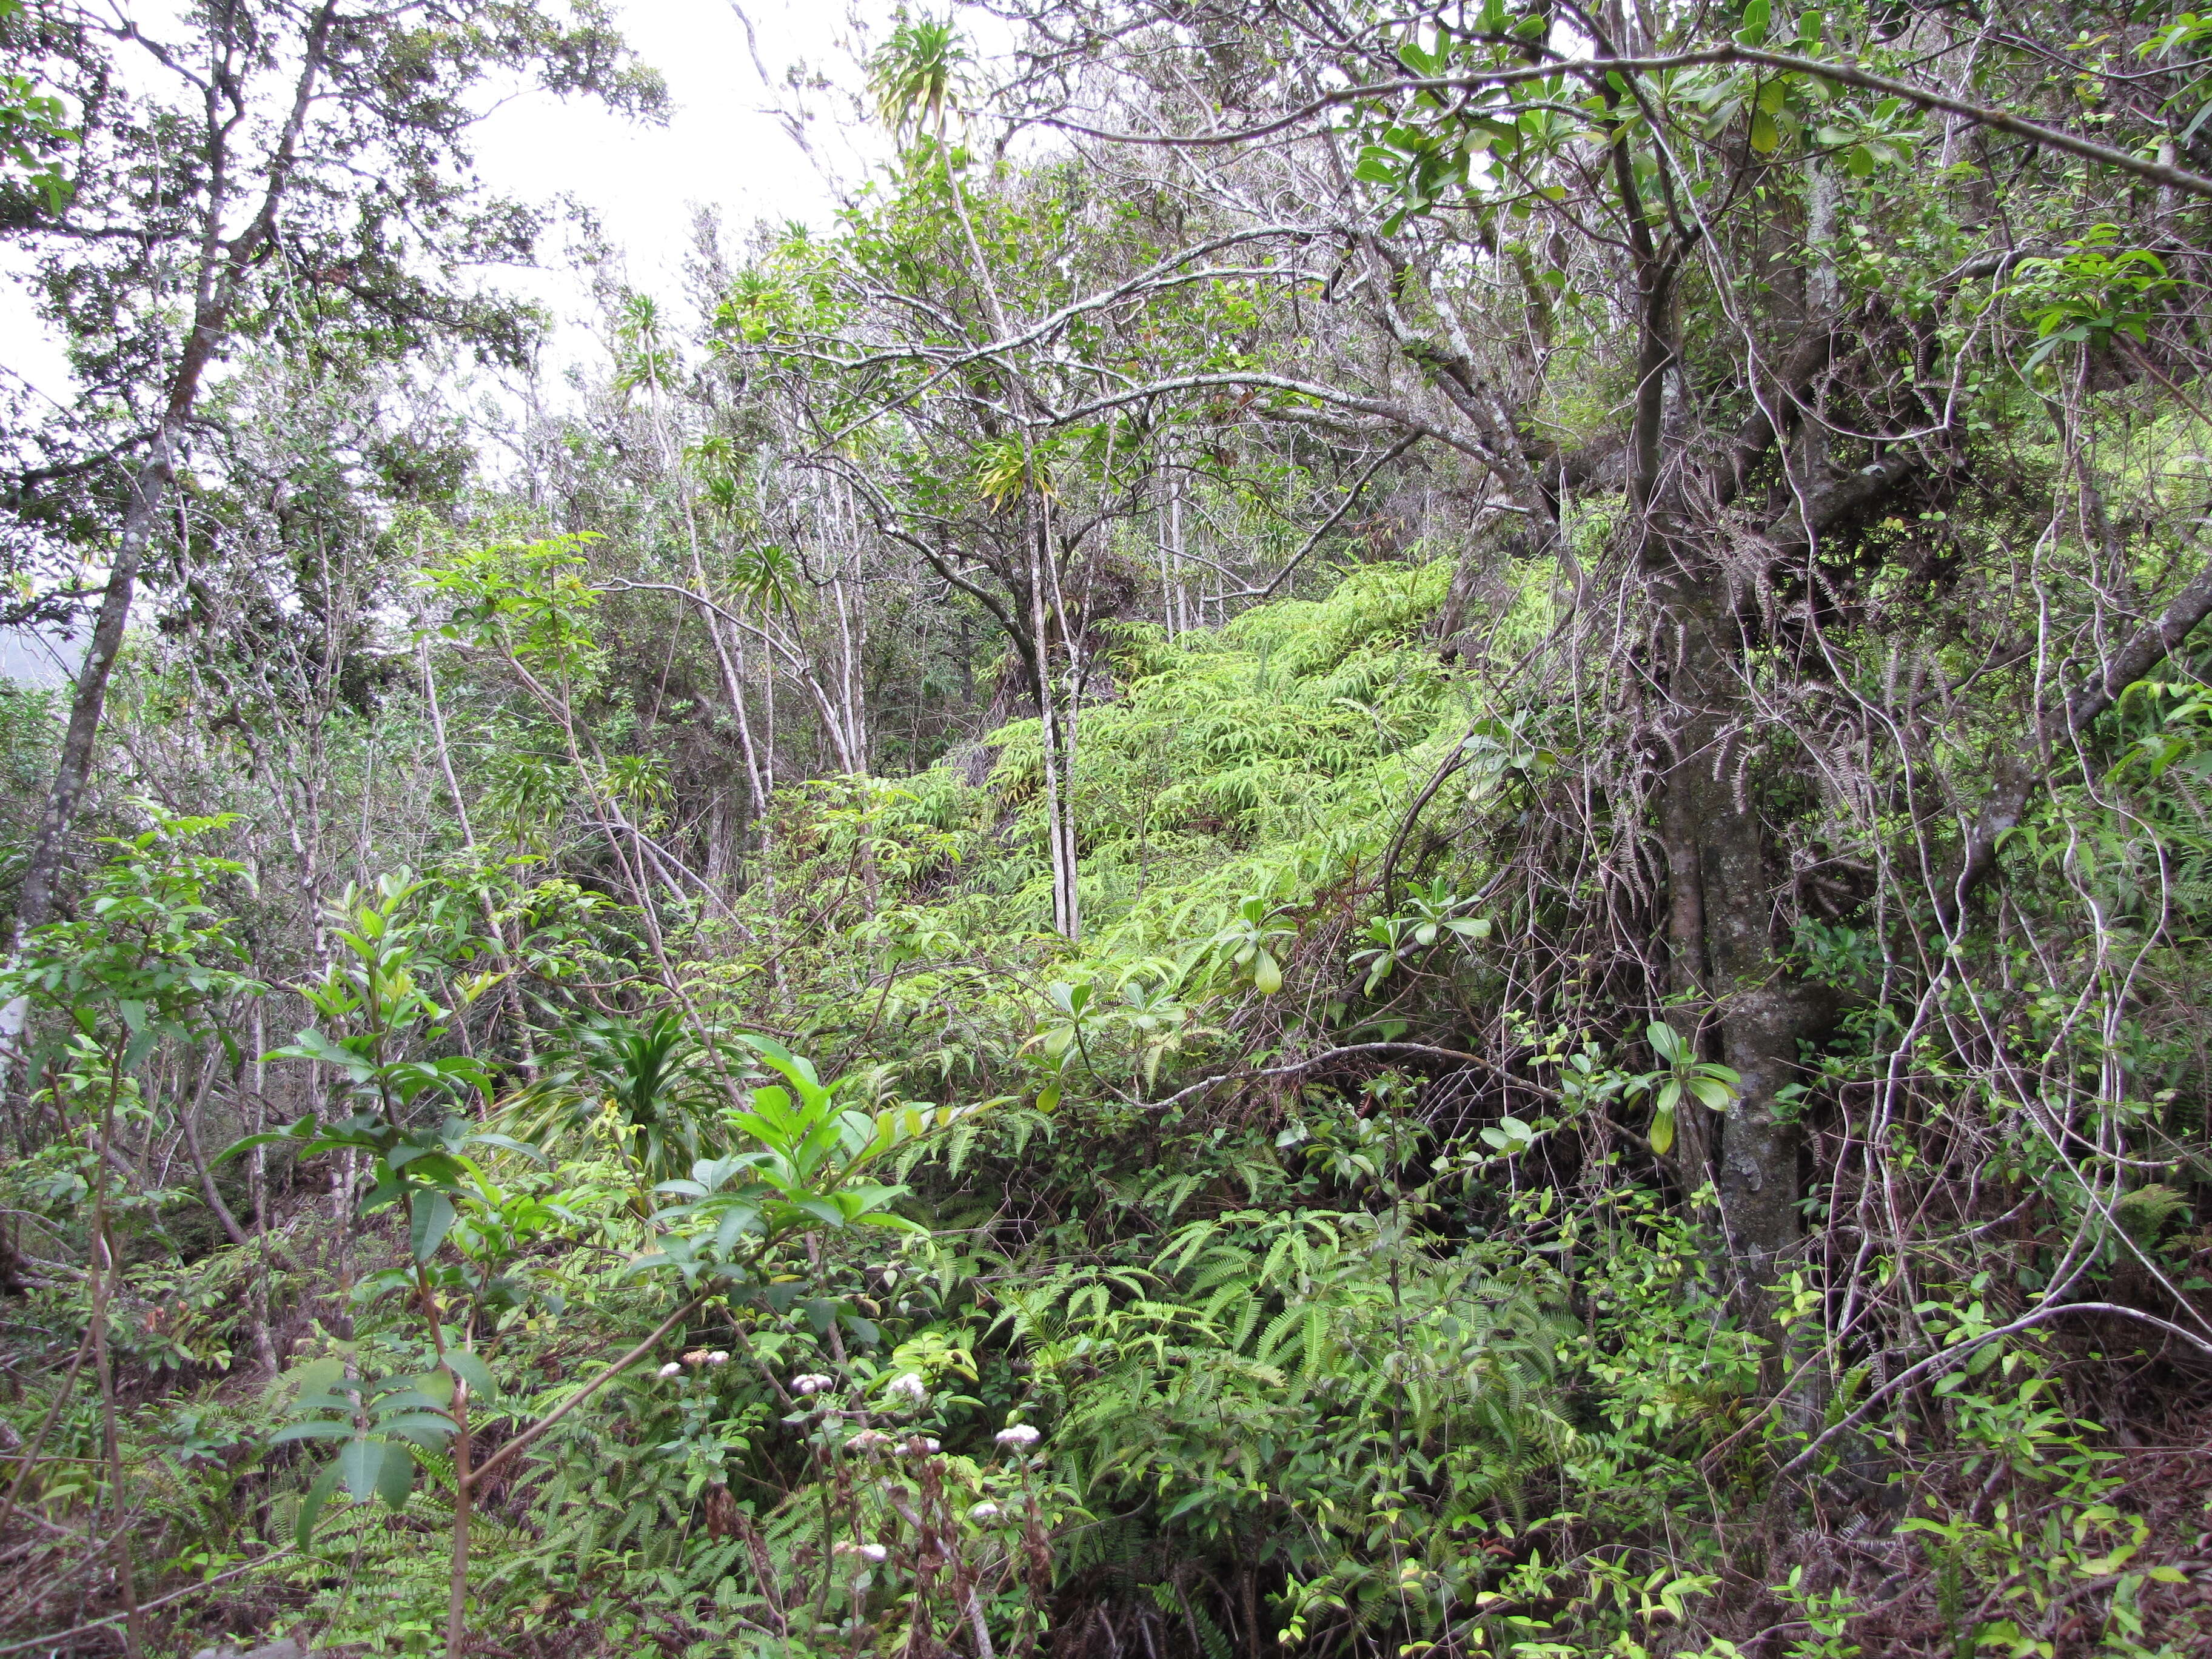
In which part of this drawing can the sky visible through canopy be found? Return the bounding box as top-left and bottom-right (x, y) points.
(0, 0), (895, 678)
(0, 0), (886, 403)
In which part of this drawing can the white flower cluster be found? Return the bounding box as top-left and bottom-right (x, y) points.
(845, 1429), (893, 1455)
(967, 1501), (1002, 1521)
(834, 1541), (890, 1564)
(993, 1424), (1041, 1448)
(895, 1435), (942, 1456)
(791, 1373), (836, 1396)
(659, 1350), (732, 1379)
(885, 1372), (928, 1405)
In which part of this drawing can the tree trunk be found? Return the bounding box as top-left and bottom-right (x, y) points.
(1652, 557), (1835, 1361)
(1, 0), (336, 1083)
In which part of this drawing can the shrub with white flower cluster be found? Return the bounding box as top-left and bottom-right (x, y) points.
(993, 1424), (1041, 1448)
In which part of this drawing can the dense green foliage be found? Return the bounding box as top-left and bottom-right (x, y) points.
(8, 0), (2212, 1656)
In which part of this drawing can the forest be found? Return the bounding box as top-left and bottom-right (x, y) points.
(4, 0), (2212, 1653)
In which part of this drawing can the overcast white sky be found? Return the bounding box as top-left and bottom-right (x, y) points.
(477, 0), (897, 353)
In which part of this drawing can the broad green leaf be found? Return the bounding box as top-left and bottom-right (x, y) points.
(442, 1349), (497, 1400)
(337, 1436), (389, 1503)
(378, 1412), (456, 1449)
(465, 1131), (549, 1164)
(375, 1441), (416, 1510)
(1689, 1076), (1737, 1110)
(409, 1191), (458, 1264)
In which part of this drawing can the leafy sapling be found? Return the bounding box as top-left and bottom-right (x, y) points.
(1625, 1022), (1743, 1156)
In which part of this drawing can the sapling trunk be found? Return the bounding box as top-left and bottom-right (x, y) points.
(417, 1251), (475, 1655)
(447, 1380), (472, 1655)
(90, 1059), (144, 1659)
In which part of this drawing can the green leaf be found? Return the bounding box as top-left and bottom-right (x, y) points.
(269, 1420), (357, 1445)
(465, 1131), (549, 1165)
(714, 1205), (765, 1252)
(375, 1441), (416, 1510)
(1688, 1076), (1737, 1110)
(1165, 1489), (1215, 1520)
(338, 1436), (389, 1503)
(1253, 951), (1283, 994)
(409, 1191), (457, 1264)
(122, 1026), (161, 1075)
(853, 1211), (930, 1233)
(283, 1356), (349, 1397)
(443, 1349), (497, 1400)
(295, 1461), (344, 1551)
(1650, 1105), (1677, 1156)
(1737, 0), (1771, 44)
(215, 1118), (315, 1165)
(380, 1415), (453, 1451)
(270, 1027), (370, 1073)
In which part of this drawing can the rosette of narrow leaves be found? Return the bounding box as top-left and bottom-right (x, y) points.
(1624, 1022), (1742, 1156)
(1349, 879), (1491, 996)
(501, 1006), (726, 1191)
(1211, 896), (1296, 995)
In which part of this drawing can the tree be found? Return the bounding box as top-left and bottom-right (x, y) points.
(0, 0), (662, 959)
(995, 0), (2212, 1318)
